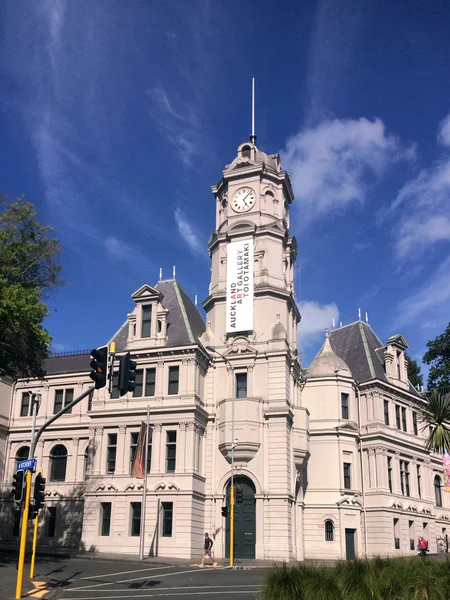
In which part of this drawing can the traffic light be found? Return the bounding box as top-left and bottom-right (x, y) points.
(34, 473), (46, 510)
(236, 488), (244, 503)
(12, 471), (24, 502)
(89, 345), (109, 390)
(118, 353), (137, 396)
(221, 506), (229, 518)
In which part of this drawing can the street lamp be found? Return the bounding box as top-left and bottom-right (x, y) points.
(206, 345), (236, 567)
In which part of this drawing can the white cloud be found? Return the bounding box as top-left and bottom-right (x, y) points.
(438, 113), (450, 147)
(395, 256), (450, 327)
(281, 117), (414, 222)
(174, 207), (203, 257)
(148, 84), (200, 167)
(298, 300), (340, 346)
(389, 149), (450, 260)
(104, 237), (133, 261)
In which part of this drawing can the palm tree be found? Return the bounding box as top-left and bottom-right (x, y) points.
(420, 389), (450, 453)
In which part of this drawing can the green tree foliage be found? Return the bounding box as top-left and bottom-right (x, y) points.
(423, 322), (450, 394)
(421, 389), (450, 454)
(0, 195), (65, 379)
(406, 353), (423, 389)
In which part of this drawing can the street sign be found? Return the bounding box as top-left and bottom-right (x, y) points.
(17, 458), (37, 472)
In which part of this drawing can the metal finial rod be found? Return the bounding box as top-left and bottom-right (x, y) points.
(250, 77), (256, 144)
(173, 266), (176, 279)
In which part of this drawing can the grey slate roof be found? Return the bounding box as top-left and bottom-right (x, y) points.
(328, 321), (422, 397)
(328, 322), (389, 384)
(111, 279), (205, 352)
(43, 353), (91, 375)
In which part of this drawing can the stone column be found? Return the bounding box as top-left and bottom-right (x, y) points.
(72, 438), (80, 482)
(156, 362), (164, 398)
(375, 447), (388, 491)
(368, 447), (377, 489)
(247, 364), (254, 397)
(116, 426), (127, 475)
(152, 424), (162, 473)
(93, 427), (103, 475)
(177, 422), (187, 472)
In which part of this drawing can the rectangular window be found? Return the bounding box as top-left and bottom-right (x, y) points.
(87, 390), (94, 412)
(236, 373), (248, 398)
(409, 520), (415, 550)
(101, 502), (111, 536)
(20, 392), (30, 417)
(145, 368), (156, 397)
(162, 502), (173, 537)
(64, 389), (74, 414)
(54, 390), (64, 414)
(341, 393), (349, 419)
(111, 372), (119, 399)
(400, 460), (410, 496)
(397, 351), (401, 379)
(394, 518), (400, 549)
(107, 433), (117, 474)
(343, 463), (351, 490)
(395, 405), (401, 429)
(388, 457), (393, 493)
(131, 502), (141, 536)
(48, 507), (57, 538)
(384, 400), (390, 426)
(130, 431), (152, 473)
(168, 366), (179, 395)
(53, 389), (74, 414)
(401, 407), (407, 432)
(413, 412), (418, 436)
(417, 465), (422, 499)
(133, 370), (143, 397)
(142, 305), (152, 338)
(166, 430), (177, 472)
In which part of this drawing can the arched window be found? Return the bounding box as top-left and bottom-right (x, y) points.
(50, 445), (67, 482)
(325, 520), (334, 541)
(241, 146), (251, 158)
(15, 446), (30, 462)
(434, 475), (443, 507)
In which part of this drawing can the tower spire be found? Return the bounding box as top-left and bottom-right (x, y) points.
(250, 77), (256, 145)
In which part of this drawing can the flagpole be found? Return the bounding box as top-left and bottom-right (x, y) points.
(139, 405), (150, 560)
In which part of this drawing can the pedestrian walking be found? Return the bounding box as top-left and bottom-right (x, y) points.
(200, 532), (217, 567)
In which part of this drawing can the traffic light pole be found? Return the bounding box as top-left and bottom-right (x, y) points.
(29, 386), (95, 459)
(16, 470), (32, 599)
(30, 468), (43, 579)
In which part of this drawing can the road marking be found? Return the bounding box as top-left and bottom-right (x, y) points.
(23, 581), (50, 598)
(62, 593), (257, 599)
(68, 565), (174, 582)
(71, 568), (206, 591)
(65, 584), (260, 594)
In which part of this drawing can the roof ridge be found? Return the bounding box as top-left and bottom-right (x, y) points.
(359, 322), (376, 379)
(172, 280), (195, 344)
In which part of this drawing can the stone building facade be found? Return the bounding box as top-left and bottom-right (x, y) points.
(0, 140), (448, 560)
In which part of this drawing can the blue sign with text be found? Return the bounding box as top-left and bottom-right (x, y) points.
(17, 458), (37, 472)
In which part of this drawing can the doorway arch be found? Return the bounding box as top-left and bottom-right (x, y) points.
(225, 475), (256, 559)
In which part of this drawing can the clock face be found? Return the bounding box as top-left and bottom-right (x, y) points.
(231, 187), (256, 213)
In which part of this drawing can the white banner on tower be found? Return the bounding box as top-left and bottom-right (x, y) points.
(226, 239), (254, 333)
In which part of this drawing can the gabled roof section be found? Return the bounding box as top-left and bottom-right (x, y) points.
(156, 279), (205, 346)
(386, 333), (408, 350)
(131, 283), (163, 302)
(329, 322), (388, 384)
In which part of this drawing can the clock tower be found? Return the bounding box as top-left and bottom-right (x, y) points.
(202, 140), (309, 561)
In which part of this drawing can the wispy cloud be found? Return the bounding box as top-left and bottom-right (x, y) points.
(281, 117), (414, 223)
(395, 255), (450, 328)
(388, 112), (450, 260)
(298, 300), (340, 350)
(104, 237), (134, 261)
(174, 207), (204, 257)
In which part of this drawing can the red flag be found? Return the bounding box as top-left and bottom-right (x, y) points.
(131, 422), (153, 479)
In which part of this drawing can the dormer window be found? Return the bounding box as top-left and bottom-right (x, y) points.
(142, 305), (152, 338)
(396, 351), (401, 379)
(241, 146), (251, 158)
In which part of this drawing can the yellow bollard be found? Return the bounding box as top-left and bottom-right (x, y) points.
(16, 470), (32, 599)
(229, 485), (234, 567)
(30, 469), (42, 579)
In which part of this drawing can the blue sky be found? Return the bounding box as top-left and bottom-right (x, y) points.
(1, 0), (449, 376)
